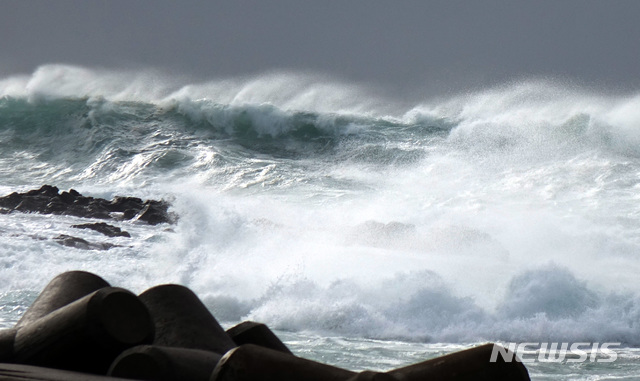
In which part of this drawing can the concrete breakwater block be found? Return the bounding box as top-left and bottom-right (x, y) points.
(16, 271), (111, 328)
(346, 371), (399, 381)
(0, 271), (153, 375)
(13, 287), (154, 374)
(138, 284), (236, 354)
(210, 344), (357, 381)
(0, 363), (137, 381)
(210, 343), (530, 381)
(0, 271), (114, 364)
(109, 345), (222, 381)
(388, 343), (530, 380)
(226, 321), (293, 355)
(0, 271), (531, 380)
(0, 328), (16, 361)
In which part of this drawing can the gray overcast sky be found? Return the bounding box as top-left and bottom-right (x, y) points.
(1, 1), (639, 94)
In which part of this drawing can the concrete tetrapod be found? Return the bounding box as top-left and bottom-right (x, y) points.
(0, 363), (139, 381)
(139, 284), (236, 354)
(210, 343), (530, 381)
(226, 321), (293, 355)
(388, 343), (530, 381)
(210, 344), (356, 381)
(346, 371), (399, 381)
(12, 287), (154, 374)
(16, 271), (111, 328)
(0, 271), (110, 363)
(109, 345), (222, 381)
(0, 329), (16, 362)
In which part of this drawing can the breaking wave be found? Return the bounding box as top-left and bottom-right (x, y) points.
(2, 64), (640, 345)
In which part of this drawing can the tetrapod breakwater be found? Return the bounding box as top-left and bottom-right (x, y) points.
(0, 271), (530, 380)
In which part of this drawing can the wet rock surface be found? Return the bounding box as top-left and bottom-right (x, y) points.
(0, 185), (174, 251)
(0, 185), (174, 225)
(72, 223), (131, 238)
(54, 234), (119, 251)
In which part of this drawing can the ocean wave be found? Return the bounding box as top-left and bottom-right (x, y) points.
(200, 264), (640, 345)
(0, 89), (444, 190)
(131, 188), (640, 345)
(3, 65), (640, 346)
(2, 66), (640, 160)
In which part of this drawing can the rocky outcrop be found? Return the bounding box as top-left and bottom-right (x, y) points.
(54, 234), (118, 251)
(0, 185), (174, 225)
(72, 223), (131, 238)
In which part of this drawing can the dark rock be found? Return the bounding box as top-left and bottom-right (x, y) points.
(26, 185), (59, 197)
(59, 191), (78, 204)
(107, 196), (144, 213)
(123, 209), (138, 220)
(14, 197), (47, 213)
(73, 196), (92, 206)
(136, 201), (171, 225)
(0, 185), (174, 224)
(54, 234), (117, 250)
(62, 205), (84, 218)
(54, 234), (94, 250)
(0, 192), (22, 209)
(85, 202), (111, 220)
(72, 222), (131, 238)
(45, 199), (68, 214)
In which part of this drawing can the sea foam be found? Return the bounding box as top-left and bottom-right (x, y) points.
(1, 66), (640, 346)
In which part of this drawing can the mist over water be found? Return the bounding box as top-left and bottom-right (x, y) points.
(2, 65), (640, 348)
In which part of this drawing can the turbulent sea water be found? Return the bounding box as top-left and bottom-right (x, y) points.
(2, 65), (640, 379)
